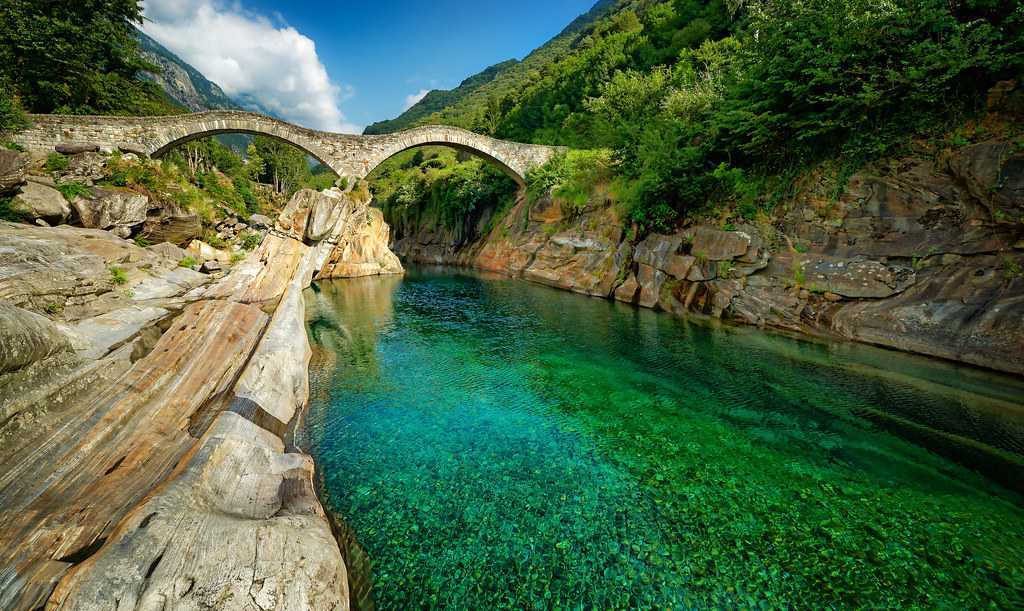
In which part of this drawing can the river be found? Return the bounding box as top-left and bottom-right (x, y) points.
(301, 266), (1024, 608)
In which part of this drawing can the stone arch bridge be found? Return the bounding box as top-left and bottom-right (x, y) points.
(13, 110), (564, 185)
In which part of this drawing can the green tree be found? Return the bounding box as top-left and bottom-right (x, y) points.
(0, 0), (178, 115)
(251, 136), (313, 195)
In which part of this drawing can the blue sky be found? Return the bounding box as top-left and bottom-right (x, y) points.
(141, 0), (596, 133)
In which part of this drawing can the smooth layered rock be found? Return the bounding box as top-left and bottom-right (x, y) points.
(131, 267), (211, 301)
(828, 256), (1024, 374)
(71, 187), (150, 231)
(782, 254), (916, 299)
(69, 305), (170, 360)
(949, 141), (1024, 223)
(10, 181), (70, 224)
(203, 234), (310, 303)
(0, 300), (268, 609)
(0, 301), (72, 374)
(0, 222), (119, 313)
(50, 412), (350, 611)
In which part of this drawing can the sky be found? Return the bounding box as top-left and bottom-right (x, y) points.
(140, 0), (597, 134)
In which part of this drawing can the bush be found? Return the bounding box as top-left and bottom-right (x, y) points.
(203, 231), (227, 249)
(0, 195), (28, 222)
(56, 182), (91, 201)
(239, 231), (262, 251)
(526, 149), (614, 217)
(45, 153), (68, 172)
(178, 256), (198, 269)
(109, 266), (127, 285)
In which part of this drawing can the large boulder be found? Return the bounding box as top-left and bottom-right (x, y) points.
(276, 189), (317, 240)
(318, 207), (404, 278)
(185, 239), (233, 265)
(141, 210), (202, 245)
(275, 188), (349, 242)
(54, 151), (106, 185)
(306, 190), (347, 242)
(0, 148), (29, 194)
(688, 226), (756, 261)
(10, 181), (71, 224)
(72, 188), (150, 231)
(248, 214), (273, 229)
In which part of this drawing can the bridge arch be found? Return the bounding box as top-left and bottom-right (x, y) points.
(357, 125), (557, 186)
(12, 111), (564, 185)
(148, 121), (338, 175)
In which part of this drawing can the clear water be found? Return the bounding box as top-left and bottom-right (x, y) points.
(301, 267), (1024, 609)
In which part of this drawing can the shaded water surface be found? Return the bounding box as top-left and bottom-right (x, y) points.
(301, 267), (1024, 609)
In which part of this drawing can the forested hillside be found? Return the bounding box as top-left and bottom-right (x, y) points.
(366, 0), (618, 135)
(370, 0), (1022, 232)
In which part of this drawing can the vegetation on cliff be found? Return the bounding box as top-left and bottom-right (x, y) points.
(371, 0), (1022, 232)
(371, 148), (519, 243)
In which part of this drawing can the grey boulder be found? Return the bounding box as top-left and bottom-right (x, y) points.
(10, 181), (71, 224)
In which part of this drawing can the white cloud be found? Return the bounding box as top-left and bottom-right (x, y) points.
(141, 0), (360, 133)
(403, 89), (430, 111)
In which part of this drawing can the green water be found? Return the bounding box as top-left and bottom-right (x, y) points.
(301, 267), (1024, 609)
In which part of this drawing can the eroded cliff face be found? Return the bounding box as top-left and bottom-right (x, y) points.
(0, 184), (404, 609)
(389, 139), (1024, 376)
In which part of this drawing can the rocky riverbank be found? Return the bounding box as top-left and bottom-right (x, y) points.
(0, 151), (401, 609)
(390, 138), (1024, 376)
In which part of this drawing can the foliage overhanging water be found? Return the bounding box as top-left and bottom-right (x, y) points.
(301, 267), (1024, 609)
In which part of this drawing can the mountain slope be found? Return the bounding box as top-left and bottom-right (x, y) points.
(364, 59), (519, 134)
(137, 29), (242, 112)
(363, 0), (617, 135)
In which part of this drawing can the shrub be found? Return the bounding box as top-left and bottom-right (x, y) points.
(204, 231), (227, 249)
(109, 266), (128, 285)
(56, 182), (91, 201)
(45, 153), (68, 172)
(178, 256), (198, 269)
(239, 231), (262, 251)
(0, 195), (28, 222)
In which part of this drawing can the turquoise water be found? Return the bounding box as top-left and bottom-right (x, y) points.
(301, 267), (1024, 609)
